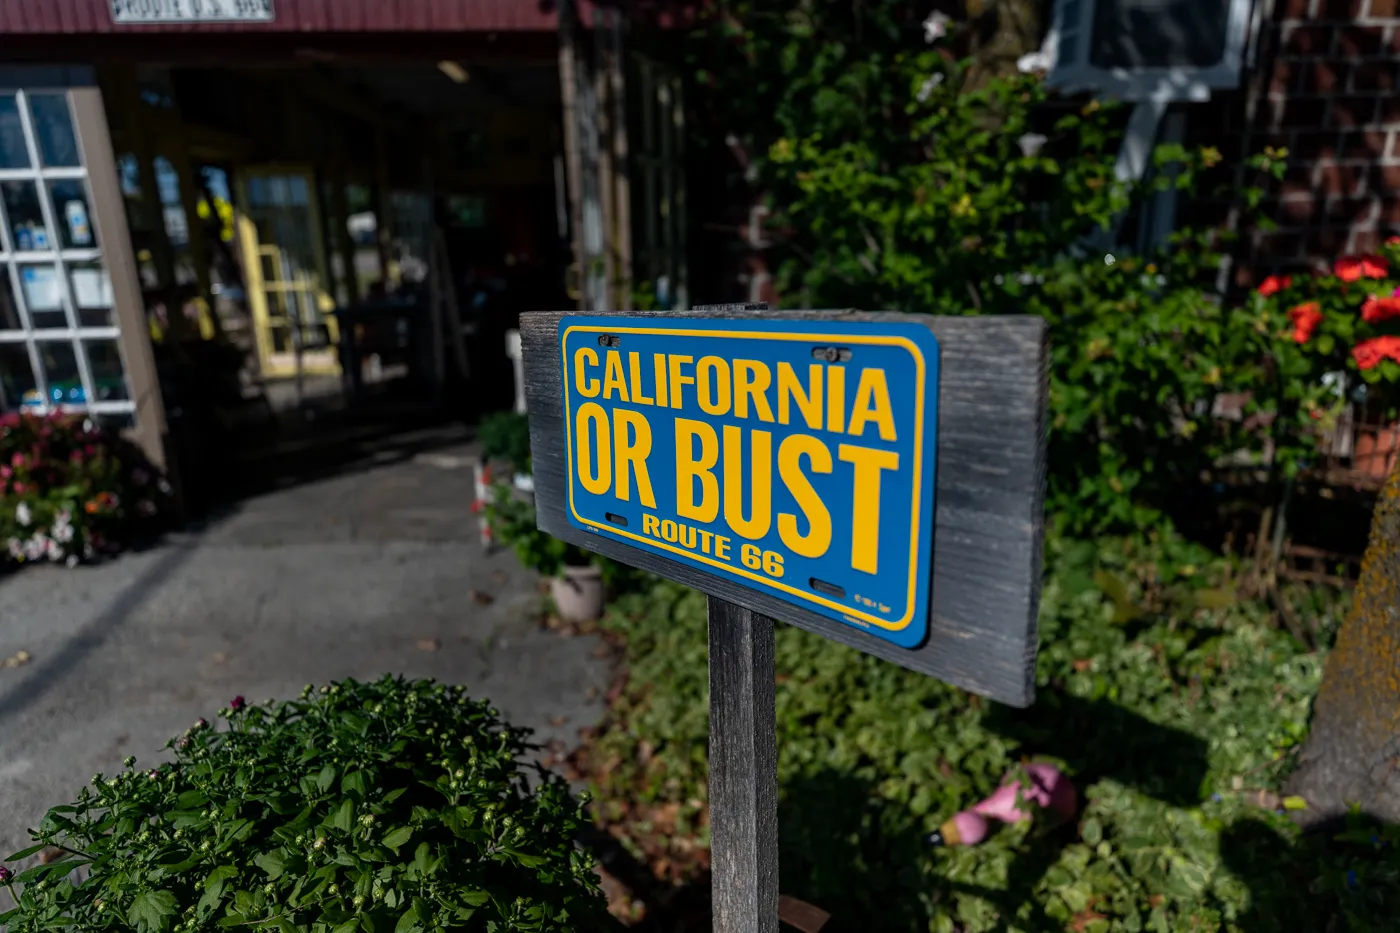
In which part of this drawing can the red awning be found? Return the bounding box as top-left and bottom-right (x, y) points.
(0, 0), (562, 35)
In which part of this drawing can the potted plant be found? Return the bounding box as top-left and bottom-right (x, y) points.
(484, 484), (607, 624)
(477, 410), (533, 494)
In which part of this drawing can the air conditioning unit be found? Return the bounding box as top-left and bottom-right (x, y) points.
(1047, 0), (1257, 102)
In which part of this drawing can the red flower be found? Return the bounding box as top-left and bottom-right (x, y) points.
(1288, 302), (1323, 343)
(1361, 294), (1400, 324)
(1388, 236), (1400, 245)
(1352, 335), (1400, 370)
(1334, 254), (1389, 281)
(1257, 275), (1291, 297)
(470, 499), (484, 514)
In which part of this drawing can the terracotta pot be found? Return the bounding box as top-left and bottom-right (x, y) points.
(550, 563), (605, 624)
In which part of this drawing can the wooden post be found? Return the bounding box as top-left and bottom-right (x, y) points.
(707, 598), (779, 933)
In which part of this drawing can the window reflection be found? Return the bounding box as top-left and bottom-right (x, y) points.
(28, 93), (81, 168)
(2, 181), (52, 252)
(0, 95), (29, 170)
(0, 343), (39, 410)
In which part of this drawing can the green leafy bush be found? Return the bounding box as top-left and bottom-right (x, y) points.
(0, 677), (612, 933)
(1, 411), (170, 567)
(578, 540), (1398, 932)
(477, 412), (532, 474)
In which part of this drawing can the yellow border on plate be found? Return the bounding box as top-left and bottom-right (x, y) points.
(561, 323), (927, 632)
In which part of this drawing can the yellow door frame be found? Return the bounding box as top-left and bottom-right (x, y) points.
(234, 164), (342, 378)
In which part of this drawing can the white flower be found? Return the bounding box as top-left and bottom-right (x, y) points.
(66, 554), (80, 568)
(1017, 271), (1037, 285)
(1104, 254), (1117, 266)
(54, 521), (74, 543)
(6, 537), (21, 559)
(922, 11), (951, 43)
(157, 478), (171, 494)
(1017, 132), (1048, 158)
(15, 502), (31, 527)
(916, 72), (945, 102)
(24, 536), (44, 561)
(1017, 50), (1052, 74)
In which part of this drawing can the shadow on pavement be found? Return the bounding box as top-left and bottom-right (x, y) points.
(0, 542), (198, 734)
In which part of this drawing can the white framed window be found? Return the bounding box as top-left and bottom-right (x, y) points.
(0, 87), (137, 427)
(1046, 0), (1256, 102)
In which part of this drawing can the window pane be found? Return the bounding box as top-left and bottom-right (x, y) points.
(0, 96), (29, 169)
(48, 179), (96, 249)
(69, 261), (114, 327)
(28, 93), (81, 168)
(0, 268), (22, 330)
(35, 339), (82, 405)
(83, 340), (130, 402)
(0, 342), (39, 410)
(96, 411), (135, 431)
(3, 181), (54, 252)
(1090, 0), (1229, 70)
(19, 264), (68, 329)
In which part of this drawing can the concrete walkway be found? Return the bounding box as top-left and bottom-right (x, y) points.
(0, 444), (611, 866)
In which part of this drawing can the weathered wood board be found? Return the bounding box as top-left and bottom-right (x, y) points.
(520, 308), (1048, 708)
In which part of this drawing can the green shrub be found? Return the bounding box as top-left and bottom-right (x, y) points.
(0, 677), (612, 933)
(1, 411), (170, 567)
(477, 412), (532, 474)
(581, 539), (1399, 932)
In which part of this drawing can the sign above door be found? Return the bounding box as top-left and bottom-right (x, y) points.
(109, 0), (274, 25)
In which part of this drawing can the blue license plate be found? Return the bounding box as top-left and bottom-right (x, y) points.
(559, 316), (939, 648)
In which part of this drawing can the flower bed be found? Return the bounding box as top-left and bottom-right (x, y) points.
(0, 411), (170, 568)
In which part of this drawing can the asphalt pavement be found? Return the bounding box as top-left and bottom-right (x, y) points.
(0, 439), (611, 875)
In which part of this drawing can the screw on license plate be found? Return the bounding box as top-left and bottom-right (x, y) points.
(598, 334), (621, 348)
(811, 346), (851, 363)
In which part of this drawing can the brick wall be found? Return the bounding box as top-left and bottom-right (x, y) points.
(1228, 0), (1400, 279)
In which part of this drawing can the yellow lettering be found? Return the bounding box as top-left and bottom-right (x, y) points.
(612, 409), (656, 508)
(629, 352), (654, 406)
(674, 418), (719, 522)
(698, 529), (715, 553)
(715, 535), (731, 560)
(643, 513), (660, 537)
(576, 402), (611, 495)
(661, 519), (678, 542)
(574, 346), (600, 398)
(838, 444), (900, 574)
(734, 360), (775, 422)
(827, 366), (846, 434)
(777, 362), (822, 429)
(848, 368), (897, 441)
(678, 524), (697, 548)
(722, 425), (772, 539)
(668, 355), (695, 409)
(653, 354), (669, 407)
(696, 356), (732, 416)
(777, 434), (832, 558)
(603, 350), (629, 401)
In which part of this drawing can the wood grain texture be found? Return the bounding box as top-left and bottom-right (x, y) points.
(521, 308), (1049, 707)
(708, 598), (779, 933)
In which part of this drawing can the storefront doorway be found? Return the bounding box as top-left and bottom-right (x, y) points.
(236, 167), (339, 379)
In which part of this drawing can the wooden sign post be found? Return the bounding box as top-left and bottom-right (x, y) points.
(521, 306), (1048, 932)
